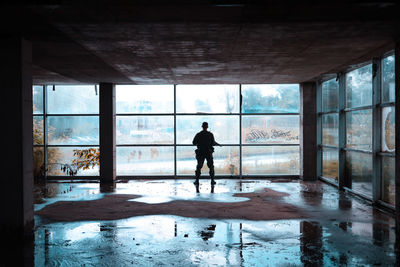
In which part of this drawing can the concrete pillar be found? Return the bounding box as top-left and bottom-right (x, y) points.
(99, 82), (116, 183)
(300, 82), (317, 181)
(0, 37), (34, 264)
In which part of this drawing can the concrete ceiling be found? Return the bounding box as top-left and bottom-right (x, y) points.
(2, 1), (400, 84)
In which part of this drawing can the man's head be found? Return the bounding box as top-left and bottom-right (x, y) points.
(202, 121), (208, 130)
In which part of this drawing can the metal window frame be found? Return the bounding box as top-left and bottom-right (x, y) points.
(318, 51), (396, 209)
(34, 84), (101, 179)
(113, 84), (301, 178)
(317, 77), (341, 185)
(36, 83), (302, 179)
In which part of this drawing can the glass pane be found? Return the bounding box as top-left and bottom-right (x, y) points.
(382, 106), (395, 152)
(176, 115), (239, 144)
(322, 148), (338, 182)
(116, 116), (174, 145)
(346, 109), (372, 151)
(47, 147), (99, 176)
(47, 116), (99, 145)
(382, 157), (395, 205)
(116, 85), (174, 114)
(382, 55), (395, 103)
(33, 116), (44, 145)
(176, 85), (239, 113)
(346, 64), (372, 108)
(242, 115), (299, 144)
(242, 84), (299, 113)
(346, 151), (372, 198)
(33, 85), (43, 114)
(322, 78), (339, 112)
(322, 114), (338, 146)
(116, 146), (174, 175)
(177, 146), (239, 175)
(242, 146), (299, 175)
(47, 85), (99, 114)
(33, 147), (45, 178)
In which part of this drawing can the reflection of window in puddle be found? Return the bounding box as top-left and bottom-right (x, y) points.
(130, 196), (174, 204)
(198, 224), (216, 241)
(65, 222), (100, 242)
(336, 221), (373, 239)
(190, 251), (227, 266)
(129, 194), (250, 204)
(118, 216), (177, 241)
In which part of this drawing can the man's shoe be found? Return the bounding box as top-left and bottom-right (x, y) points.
(211, 179), (216, 185)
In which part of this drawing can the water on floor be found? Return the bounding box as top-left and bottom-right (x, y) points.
(32, 179), (397, 266)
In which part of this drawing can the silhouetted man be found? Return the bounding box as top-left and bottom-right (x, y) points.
(192, 122), (221, 185)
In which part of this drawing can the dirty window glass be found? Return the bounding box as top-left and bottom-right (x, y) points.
(242, 146), (299, 175)
(346, 151), (372, 198)
(242, 84), (299, 113)
(116, 116), (174, 145)
(176, 85), (239, 113)
(382, 55), (395, 103)
(47, 116), (99, 145)
(242, 115), (299, 144)
(346, 109), (372, 151)
(322, 78), (339, 112)
(116, 146), (174, 175)
(47, 85), (99, 114)
(116, 85), (174, 114)
(322, 114), (339, 147)
(346, 64), (372, 108)
(322, 147), (338, 182)
(47, 147), (99, 176)
(176, 115), (239, 144)
(33, 85), (43, 114)
(381, 156), (395, 205)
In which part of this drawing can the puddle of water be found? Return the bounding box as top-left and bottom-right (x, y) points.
(34, 215), (397, 267)
(32, 179), (397, 266)
(129, 192), (250, 204)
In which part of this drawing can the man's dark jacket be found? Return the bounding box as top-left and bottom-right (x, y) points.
(192, 130), (218, 153)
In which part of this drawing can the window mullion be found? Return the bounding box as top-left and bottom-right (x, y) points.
(338, 74), (347, 189)
(43, 85), (48, 179)
(372, 58), (382, 202)
(239, 84), (242, 178)
(316, 80), (322, 178)
(174, 84), (177, 178)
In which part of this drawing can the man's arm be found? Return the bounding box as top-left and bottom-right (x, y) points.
(211, 133), (222, 147)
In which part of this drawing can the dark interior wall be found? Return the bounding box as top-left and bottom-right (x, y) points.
(0, 37), (33, 233)
(0, 37), (34, 265)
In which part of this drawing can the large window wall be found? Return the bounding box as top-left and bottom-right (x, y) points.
(34, 84), (299, 178)
(33, 85), (100, 178)
(115, 84), (300, 177)
(318, 52), (395, 207)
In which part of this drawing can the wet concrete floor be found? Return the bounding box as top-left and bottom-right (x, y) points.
(32, 179), (396, 266)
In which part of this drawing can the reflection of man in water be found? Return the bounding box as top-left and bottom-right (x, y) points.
(192, 122), (221, 185)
